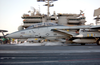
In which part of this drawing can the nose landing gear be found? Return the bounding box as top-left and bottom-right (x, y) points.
(97, 39), (100, 45)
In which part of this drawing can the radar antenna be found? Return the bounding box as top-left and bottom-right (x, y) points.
(28, 7), (36, 16)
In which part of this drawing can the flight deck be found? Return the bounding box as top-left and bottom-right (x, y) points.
(0, 43), (100, 65)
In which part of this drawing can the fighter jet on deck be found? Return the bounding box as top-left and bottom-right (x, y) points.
(6, 22), (100, 45)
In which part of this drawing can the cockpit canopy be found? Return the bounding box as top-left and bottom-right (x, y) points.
(27, 22), (58, 29)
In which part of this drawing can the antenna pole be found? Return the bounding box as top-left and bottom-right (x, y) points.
(38, 5), (40, 13)
(37, 0), (57, 18)
(47, 0), (50, 18)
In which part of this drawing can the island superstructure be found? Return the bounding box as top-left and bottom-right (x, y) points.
(18, 9), (86, 31)
(18, 0), (86, 31)
(18, 9), (43, 30)
(57, 11), (86, 26)
(18, 9), (58, 31)
(94, 7), (100, 25)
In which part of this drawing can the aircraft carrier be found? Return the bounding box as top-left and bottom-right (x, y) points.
(0, 0), (100, 65)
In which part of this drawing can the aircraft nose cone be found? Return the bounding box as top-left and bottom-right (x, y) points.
(6, 34), (14, 38)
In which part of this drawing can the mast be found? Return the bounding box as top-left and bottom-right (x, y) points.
(47, 0), (50, 18)
(37, 0), (57, 18)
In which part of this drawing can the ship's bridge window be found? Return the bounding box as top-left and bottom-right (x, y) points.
(51, 18), (55, 20)
(22, 17), (42, 19)
(69, 19), (79, 21)
(27, 22), (58, 29)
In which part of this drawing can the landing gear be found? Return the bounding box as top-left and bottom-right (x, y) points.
(95, 38), (100, 45)
(97, 39), (100, 45)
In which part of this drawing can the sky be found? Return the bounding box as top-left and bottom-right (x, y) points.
(0, 0), (100, 34)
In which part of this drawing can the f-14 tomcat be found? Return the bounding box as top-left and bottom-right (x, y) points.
(6, 22), (100, 45)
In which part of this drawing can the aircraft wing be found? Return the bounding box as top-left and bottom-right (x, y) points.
(56, 25), (91, 30)
(51, 25), (100, 37)
(90, 25), (100, 29)
(51, 29), (78, 37)
(58, 25), (100, 30)
(51, 25), (90, 37)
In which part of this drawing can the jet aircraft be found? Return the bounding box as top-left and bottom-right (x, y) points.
(6, 22), (100, 45)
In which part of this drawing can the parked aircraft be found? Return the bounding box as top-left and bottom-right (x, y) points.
(0, 30), (8, 44)
(6, 22), (100, 45)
